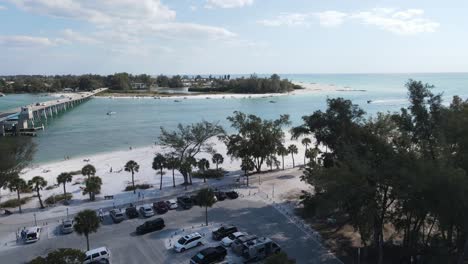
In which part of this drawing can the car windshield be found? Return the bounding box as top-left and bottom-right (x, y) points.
(63, 224), (72, 228)
(115, 213), (123, 217)
(145, 208), (152, 212)
(195, 253), (204, 259)
(178, 237), (187, 244)
(26, 233), (37, 239)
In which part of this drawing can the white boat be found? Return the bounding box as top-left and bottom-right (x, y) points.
(0, 93), (5, 97)
(106, 111), (116, 115)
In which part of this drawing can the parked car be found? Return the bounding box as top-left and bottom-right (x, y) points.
(61, 219), (74, 234)
(109, 209), (125, 223)
(215, 191), (227, 201)
(190, 246), (227, 264)
(83, 247), (111, 264)
(189, 195), (200, 206)
(212, 225), (238, 240)
(241, 237), (281, 261)
(139, 204), (155, 217)
(173, 232), (203, 252)
(166, 199), (178, 210)
(153, 201), (169, 214)
(225, 191), (239, 199)
(136, 218), (165, 235)
(232, 235), (257, 255)
(177, 196), (193, 209)
(21, 226), (41, 243)
(221, 231), (246, 247)
(125, 206), (139, 219)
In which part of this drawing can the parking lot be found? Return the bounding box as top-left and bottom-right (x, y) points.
(0, 194), (340, 264)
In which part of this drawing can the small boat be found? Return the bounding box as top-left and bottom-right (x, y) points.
(269, 101), (276, 103)
(0, 93), (5, 97)
(174, 100), (181, 103)
(108, 96), (113, 99)
(367, 100), (372, 104)
(106, 111), (116, 115)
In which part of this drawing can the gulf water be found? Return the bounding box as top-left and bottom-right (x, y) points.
(1, 73), (467, 163)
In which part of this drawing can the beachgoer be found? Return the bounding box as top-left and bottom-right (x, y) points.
(138, 192), (141, 199)
(110, 167), (113, 173)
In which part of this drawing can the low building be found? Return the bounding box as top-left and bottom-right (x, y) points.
(131, 83), (147, 90)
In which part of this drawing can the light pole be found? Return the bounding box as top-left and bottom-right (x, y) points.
(66, 208), (69, 218)
(272, 184), (275, 199)
(33, 213), (37, 226)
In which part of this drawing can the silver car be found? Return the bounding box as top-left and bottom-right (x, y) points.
(110, 209), (125, 223)
(61, 219), (74, 234)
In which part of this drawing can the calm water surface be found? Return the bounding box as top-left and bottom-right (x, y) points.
(1, 73), (467, 163)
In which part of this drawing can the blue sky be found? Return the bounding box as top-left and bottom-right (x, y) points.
(0, 0), (467, 75)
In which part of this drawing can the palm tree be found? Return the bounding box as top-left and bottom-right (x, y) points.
(28, 176), (47, 209)
(277, 145), (289, 170)
(82, 176), (102, 201)
(6, 177), (28, 213)
(240, 157), (255, 186)
(211, 153), (224, 170)
(197, 158), (210, 183)
(81, 164), (96, 179)
(124, 160), (140, 194)
(57, 172), (73, 202)
(152, 154), (166, 190)
(165, 156), (180, 188)
(301, 138), (312, 165)
(187, 156), (197, 185)
(288, 144), (298, 168)
(179, 161), (192, 191)
(196, 188), (216, 226)
(74, 209), (100, 251)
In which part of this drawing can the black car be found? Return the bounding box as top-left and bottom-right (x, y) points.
(212, 225), (238, 240)
(190, 246), (227, 264)
(177, 196), (193, 209)
(136, 218), (165, 235)
(225, 191), (239, 199)
(125, 206), (139, 219)
(190, 195), (200, 206)
(215, 191), (227, 201)
(153, 201), (169, 214)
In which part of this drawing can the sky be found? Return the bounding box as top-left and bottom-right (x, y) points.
(0, 0), (467, 75)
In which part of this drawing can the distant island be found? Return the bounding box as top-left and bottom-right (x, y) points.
(0, 73), (302, 96)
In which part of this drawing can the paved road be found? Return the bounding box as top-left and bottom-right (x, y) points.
(0, 197), (339, 264)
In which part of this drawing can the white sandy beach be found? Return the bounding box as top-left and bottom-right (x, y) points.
(1, 134), (312, 211)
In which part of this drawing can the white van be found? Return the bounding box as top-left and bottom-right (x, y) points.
(83, 247), (111, 264)
(22, 226), (41, 243)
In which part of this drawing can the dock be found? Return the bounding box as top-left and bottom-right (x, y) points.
(0, 88), (107, 136)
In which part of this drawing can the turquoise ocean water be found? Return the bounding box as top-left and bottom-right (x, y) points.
(1, 73), (467, 163)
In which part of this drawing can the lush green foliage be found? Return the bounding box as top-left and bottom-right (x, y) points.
(82, 176), (102, 201)
(74, 210), (100, 250)
(294, 80), (468, 263)
(264, 252), (296, 264)
(57, 172), (73, 202)
(28, 248), (85, 264)
(223, 111), (290, 172)
(211, 153), (224, 170)
(192, 169), (225, 179)
(0, 137), (36, 189)
(45, 193), (73, 205)
(188, 74), (302, 94)
(0, 196), (32, 208)
(124, 184), (152, 191)
(125, 160), (140, 193)
(28, 176), (47, 209)
(152, 154), (166, 190)
(196, 188), (217, 225)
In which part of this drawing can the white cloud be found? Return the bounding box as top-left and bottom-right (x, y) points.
(0, 35), (57, 47)
(62, 29), (101, 44)
(316, 11), (347, 27)
(0, 5), (7, 10)
(205, 0), (253, 9)
(257, 13), (311, 27)
(8, 0), (236, 42)
(259, 8), (439, 35)
(351, 8), (440, 35)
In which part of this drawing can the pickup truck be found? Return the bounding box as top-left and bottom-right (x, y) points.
(190, 246), (227, 264)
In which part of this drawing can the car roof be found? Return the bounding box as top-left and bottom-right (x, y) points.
(24, 226), (40, 233)
(85, 247), (108, 256)
(63, 219), (73, 224)
(111, 209), (122, 213)
(232, 232), (245, 237)
(182, 232), (201, 240)
(141, 204), (152, 209)
(167, 199), (176, 203)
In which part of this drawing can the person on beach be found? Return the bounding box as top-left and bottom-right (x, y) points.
(98, 209), (104, 221)
(110, 167), (113, 173)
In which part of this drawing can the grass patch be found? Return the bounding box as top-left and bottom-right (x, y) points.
(192, 169), (225, 179)
(124, 184), (152, 192)
(0, 196), (32, 208)
(45, 193), (72, 205)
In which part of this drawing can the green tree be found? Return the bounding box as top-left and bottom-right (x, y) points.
(124, 160), (140, 194)
(265, 252), (296, 264)
(165, 155), (180, 188)
(196, 188), (216, 226)
(287, 144), (298, 168)
(28, 248), (85, 264)
(28, 176), (47, 209)
(82, 176), (102, 201)
(57, 172), (73, 203)
(81, 164), (96, 179)
(211, 153), (224, 170)
(224, 111), (290, 172)
(74, 210), (100, 251)
(0, 137), (36, 190)
(197, 158), (210, 183)
(158, 121), (224, 185)
(152, 154), (166, 190)
(240, 157), (255, 186)
(301, 138), (311, 165)
(6, 177), (28, 213)
(276, 145), (289, 170)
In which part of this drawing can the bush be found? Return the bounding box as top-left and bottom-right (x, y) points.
(69, 170), (82, 176)
(0, 196), (32, 208)
(45, 193), (73, 205)
(29, 248), (85, 264)
(45, 185), (58, 190)
(192, 169), (225, 179)
(124, 184), (152, 192)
